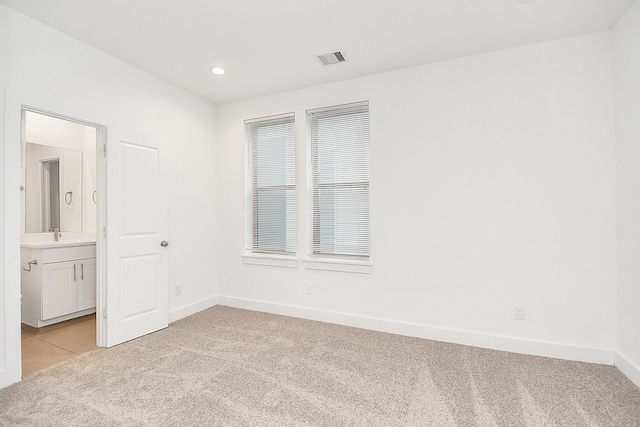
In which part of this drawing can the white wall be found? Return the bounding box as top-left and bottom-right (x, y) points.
(613, 0), (640, 387)
(216, 32), (618, 363)
(0, 4), (218, 387)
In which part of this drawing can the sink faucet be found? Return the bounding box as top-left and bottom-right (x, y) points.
(53, 228), (61, 241)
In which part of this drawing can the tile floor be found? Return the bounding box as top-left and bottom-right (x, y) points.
(21, 314), (98, 378)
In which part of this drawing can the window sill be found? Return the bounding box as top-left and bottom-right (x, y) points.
(303, 258), (372, 274)
(242, 253), (298, 268)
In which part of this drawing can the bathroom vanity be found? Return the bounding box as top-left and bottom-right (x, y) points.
(20, 240), (96, 328)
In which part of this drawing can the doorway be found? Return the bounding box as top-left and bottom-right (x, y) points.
(19, 107), (106, 376)
(21, 314), (97, 377)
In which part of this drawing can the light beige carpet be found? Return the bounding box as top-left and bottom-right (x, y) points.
(1, 306), (639, 426)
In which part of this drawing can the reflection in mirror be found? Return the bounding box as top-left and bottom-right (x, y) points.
(25, 142), (83, 233)
(41, 159), (60, 231)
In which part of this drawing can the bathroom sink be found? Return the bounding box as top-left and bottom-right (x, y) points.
(21, 239), (96, 249)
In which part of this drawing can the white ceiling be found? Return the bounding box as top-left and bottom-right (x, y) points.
(0, 0), (634, 104)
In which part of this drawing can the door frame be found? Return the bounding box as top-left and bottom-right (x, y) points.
(19, 105), (108, 347)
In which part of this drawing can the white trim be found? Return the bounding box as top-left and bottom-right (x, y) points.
(303, 258), (372, 274)
(216, 295), (615, 365)
(245, 114), (297, 256)
(168, 296), (219, 323)
(615, 352), (640, 388)
(242, 253), (298, 268)
(1, 89), (23, 389)
(95, 125), (107, 347)
(306, 100), (369, 115)
(244, 112), (295, 124)
(306, 101), (371, 261)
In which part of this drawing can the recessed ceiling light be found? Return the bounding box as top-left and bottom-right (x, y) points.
(211, 66), (226, 75)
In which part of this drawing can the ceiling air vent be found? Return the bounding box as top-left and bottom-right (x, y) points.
(317, 51), (346, 66)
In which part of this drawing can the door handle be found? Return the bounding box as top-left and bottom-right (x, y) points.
(73, 264), (77, 281)
(81, 263), (84, 280)
(161, 241), (169, 247)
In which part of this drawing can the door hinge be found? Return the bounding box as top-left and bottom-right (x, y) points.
(102, 307), (107, 320)
(102, 144), (107, 156)
(103, 226), (107, 238)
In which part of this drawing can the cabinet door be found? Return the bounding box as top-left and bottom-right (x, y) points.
(42, 261), (78, 320)
(77, 258), (97, 311)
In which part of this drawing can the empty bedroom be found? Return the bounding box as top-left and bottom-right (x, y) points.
(1, 0), (639, 425)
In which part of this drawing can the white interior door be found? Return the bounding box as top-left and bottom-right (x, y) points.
(105, 128), (168, 347)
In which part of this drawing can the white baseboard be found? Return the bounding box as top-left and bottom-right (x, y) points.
(615, 352), (640, 388)
(169, 296), (218, 323)
(216, 295), (615, 365)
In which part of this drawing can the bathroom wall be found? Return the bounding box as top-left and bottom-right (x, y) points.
(22, 111), (96, 235)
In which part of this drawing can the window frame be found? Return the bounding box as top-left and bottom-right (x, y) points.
(244, 112), (296, 257)
(306, 101), (371, 263)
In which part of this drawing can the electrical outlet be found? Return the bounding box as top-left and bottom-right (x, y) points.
(306, 282), (313, 294)
(514, 305), (525, 320)
(175, 283), (183, 296)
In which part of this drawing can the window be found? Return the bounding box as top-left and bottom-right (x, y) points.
(308, 101), (370, 259)
(245, 113), (296, 255)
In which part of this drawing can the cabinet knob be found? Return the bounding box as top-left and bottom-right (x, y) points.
(160, 241), (169, 247)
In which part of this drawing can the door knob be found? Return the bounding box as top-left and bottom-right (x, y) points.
(160, 240), (169, 247)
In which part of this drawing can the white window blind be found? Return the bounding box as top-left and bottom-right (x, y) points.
(308, 101), (370, 258)
(245, 113), (296, 255)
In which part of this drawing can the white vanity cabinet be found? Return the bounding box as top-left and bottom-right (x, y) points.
(77, 258), (97, 311)
(21, 241), (97, 327)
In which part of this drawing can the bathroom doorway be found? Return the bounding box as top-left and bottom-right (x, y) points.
(19, 108), (104, 377)
(1, 97), (170, 386)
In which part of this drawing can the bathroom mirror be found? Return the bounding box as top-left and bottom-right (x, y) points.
(24, 142), (83, 233)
